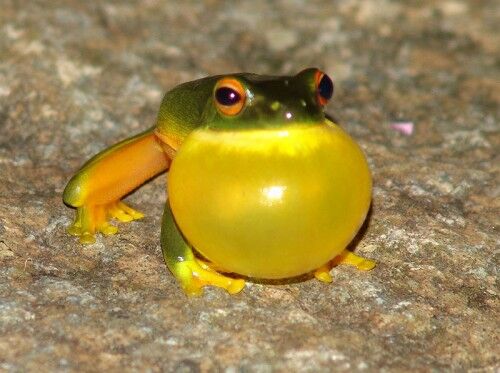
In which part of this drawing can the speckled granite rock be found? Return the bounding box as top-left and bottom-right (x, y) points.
(0, 0), (498, 371)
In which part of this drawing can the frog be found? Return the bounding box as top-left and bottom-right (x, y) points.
(63, 68), (376, 296)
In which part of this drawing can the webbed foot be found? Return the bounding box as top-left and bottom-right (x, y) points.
(172, 258), (245, 296)
(332, 250), (376, 270)
(67, 201), (144, 244)
(314, 250), (376, 283)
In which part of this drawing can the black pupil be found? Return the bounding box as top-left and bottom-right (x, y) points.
(318, 74), (334, 100)
(215, 87), (241, 106)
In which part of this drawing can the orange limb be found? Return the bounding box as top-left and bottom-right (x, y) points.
(64, 128), (170, 243)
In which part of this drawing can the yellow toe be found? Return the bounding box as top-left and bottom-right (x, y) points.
(79, 232), (96, 244)
(227, 279), (246, 294)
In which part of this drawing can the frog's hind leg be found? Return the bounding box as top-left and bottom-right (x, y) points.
(314, 250), (376, 282)
(161, 202), (245, 296)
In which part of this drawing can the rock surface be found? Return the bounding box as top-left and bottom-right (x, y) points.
(0, 0), (498, 371)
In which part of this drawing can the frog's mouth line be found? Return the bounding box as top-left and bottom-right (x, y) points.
(155, 120), (337, 157)
(179, 122), (341, 157)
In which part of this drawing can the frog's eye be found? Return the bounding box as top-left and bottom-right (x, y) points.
(214, 78), (246, 116)
(315, 71), (334, 106)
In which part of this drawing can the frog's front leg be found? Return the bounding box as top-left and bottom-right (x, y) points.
(314, 250), (376, 283)
(63, 128), (169, 244)
(161, 202), (245, 296)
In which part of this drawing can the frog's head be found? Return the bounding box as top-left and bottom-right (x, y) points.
(155, 68), (335, 153)
(202, 68), (334, 130)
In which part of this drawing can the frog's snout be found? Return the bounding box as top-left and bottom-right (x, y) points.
(268, 100), (301, 122)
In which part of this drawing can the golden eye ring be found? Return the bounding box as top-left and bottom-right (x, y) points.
(214, 78), (246, 116)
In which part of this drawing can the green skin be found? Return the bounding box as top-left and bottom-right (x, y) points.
(64, 68), (374, 296)
(155, 68), (326, 140)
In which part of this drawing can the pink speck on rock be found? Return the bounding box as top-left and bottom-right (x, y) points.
(390, 122), (414, 136)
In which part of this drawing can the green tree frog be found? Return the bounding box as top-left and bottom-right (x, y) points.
(63, 68), (375, 296)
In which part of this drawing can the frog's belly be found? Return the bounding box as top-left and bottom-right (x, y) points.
(167, 123), (372, 279)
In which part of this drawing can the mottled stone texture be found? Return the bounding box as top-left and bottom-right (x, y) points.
(0, 0), (498, 371)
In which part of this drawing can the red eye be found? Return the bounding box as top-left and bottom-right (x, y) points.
(315, 70), (334, 106)
(214, 78), (246, 116)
